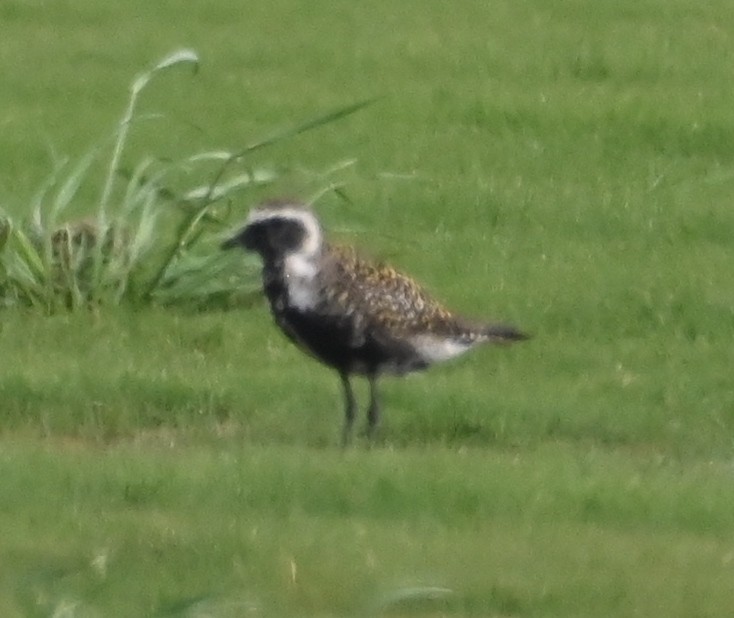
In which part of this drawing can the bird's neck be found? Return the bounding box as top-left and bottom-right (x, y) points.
(262, 248), (322, 313)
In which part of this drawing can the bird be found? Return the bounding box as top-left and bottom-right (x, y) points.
(222, 198), (528, 444)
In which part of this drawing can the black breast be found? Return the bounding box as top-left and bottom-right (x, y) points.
(259, 264), (354, 371)
(279, 308), (361, 372)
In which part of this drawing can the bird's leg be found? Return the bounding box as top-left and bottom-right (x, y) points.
(340, 371), (357, 446)
(366, 373), (381, 441)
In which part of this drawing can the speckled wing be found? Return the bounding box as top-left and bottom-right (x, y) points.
(316, 245), (469, 345)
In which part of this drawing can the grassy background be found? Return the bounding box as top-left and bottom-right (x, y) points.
(1, 0), (734, 615)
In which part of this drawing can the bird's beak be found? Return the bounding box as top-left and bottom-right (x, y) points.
(220, 235), (239, 250)
(221, 224), (254, 251)
(219, 230), (243, 249)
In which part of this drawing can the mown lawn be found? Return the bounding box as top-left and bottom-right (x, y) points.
(1, 0), (733, 615)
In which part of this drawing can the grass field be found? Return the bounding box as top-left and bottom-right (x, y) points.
(2, 0), (734, 615)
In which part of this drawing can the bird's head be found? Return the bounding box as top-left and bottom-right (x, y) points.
(222, 199), (323, 262)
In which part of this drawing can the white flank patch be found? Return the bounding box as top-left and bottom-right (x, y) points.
(411, 334), (475, 364)
(284, 252), (319, 311)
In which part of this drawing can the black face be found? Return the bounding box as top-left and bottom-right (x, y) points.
(222, 216), (307, 262)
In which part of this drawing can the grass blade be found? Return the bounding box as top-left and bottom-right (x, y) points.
(0, 216), (10, 253)
(100, 48), (200, 217)
(198, 97), (378, 220)
(237, 96), (379, 156)
(10, 226), (45, 284)
(51, 148), (98, 219)
(181, 170), (277, 202)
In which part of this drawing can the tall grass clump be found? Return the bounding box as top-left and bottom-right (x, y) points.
(0, 49), (373, 313)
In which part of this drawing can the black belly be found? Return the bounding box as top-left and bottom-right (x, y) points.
(274, 307), (423, 376)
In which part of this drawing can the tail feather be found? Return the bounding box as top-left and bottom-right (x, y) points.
(482, 323), (530, 343)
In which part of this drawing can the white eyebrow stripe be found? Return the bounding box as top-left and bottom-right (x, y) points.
(246, 207), (314, 225)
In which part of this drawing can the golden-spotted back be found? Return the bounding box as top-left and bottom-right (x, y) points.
(319, 244), (464, 337)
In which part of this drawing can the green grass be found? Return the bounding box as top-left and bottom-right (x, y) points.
(3, 441), (734, 616)
(1, 0), (734, 615)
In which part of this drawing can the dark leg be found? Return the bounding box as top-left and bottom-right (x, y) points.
(366, 373), (381, 441)
(340, 371), (357, 446)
